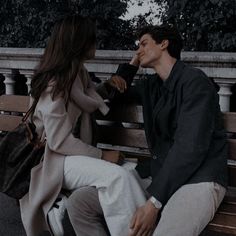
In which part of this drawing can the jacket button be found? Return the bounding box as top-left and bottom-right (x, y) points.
(153, 155), (157, 160)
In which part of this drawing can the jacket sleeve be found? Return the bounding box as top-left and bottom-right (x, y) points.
(93, 63), (142, 103)
(147, 74), (218, 205)
(38, 91), (102, 158)
(115, 63), (139, 87)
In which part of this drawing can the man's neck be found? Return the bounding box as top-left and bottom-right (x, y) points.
(154, 56), (177, 81)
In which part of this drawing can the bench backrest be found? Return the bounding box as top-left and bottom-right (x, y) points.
(1, 95), (236, 189)
(95, 102), (236, 189)
(0, 95), (30, 132)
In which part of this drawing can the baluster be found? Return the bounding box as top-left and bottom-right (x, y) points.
(25, 74), (33, 95)
(19, 70), (34, 95)
(3, 72), (15, 95)
(217, 83), (233, 112)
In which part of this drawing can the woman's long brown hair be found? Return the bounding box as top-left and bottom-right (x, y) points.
(30, 15), (96, 102)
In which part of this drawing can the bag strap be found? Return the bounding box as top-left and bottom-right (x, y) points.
(22, 98), (38, 123)
(21, 98), (45, 143)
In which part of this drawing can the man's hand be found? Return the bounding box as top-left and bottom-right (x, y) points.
(107, 75), (127, 93)
(129, 200), (160, 236)
(130, 53), (140, 67)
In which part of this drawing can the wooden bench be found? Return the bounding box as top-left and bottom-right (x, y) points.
(0, 94), (236, 235)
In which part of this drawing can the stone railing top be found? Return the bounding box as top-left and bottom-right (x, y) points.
(0, 47), (235, 61)
(0, 48), (235, 112)
(0, 48), (235, 79)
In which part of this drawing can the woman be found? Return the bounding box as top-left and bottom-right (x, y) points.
(19, 15), (146, 236)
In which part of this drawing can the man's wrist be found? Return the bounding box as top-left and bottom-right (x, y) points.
(149, 196), (162, 209)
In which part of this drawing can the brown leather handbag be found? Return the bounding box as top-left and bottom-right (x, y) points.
(0, 100), (45, 199)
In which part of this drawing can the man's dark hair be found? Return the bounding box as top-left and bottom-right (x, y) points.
(138, 24), (183, 60)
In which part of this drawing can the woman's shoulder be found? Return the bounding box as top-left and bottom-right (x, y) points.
(37, 87), (65, 114)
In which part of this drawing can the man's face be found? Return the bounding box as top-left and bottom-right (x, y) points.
(137, 34), (162, 68)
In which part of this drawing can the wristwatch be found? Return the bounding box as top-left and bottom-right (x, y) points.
(149, 196), (162, 209)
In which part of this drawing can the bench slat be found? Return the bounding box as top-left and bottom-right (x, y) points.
(224, 112), (236, 133)
(228, 165), (236, 187)
(229, 139), (236, 161)
(208, 212), (236, 234)
(224, 187), (236, 204)
(98, 110), (236, 133)
(96, 126), (148, 149)
(0, 115), (22, 131)
(0, 95), (30, 113)
(218, 202), (236, 216)
(96, 104), (143, 123)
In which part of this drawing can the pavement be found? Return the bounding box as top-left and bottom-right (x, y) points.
(0, 193), (26, 236)
(0, 193), (75, 236)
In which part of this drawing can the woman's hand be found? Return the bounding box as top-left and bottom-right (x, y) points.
(107, 76), (127, 93)
(102, 150), (125, 165)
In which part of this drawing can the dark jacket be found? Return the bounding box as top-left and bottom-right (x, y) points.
(116, 60), (228, 205)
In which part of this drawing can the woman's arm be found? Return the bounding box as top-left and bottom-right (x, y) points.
(39, 91), (102, 158)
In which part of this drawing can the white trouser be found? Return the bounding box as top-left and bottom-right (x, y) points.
(62, 156), (146, 236)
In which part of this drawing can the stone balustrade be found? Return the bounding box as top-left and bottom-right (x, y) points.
(0, 48), (235, 111)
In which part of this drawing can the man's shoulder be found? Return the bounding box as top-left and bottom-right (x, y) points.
(180, 63), (213, 88)
(179, 64), (218, 91)
(182, 63), (208, 80)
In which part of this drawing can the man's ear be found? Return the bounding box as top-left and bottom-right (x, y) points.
(160, 40), (169, 49)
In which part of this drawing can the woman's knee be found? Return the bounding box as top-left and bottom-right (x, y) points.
(109, 165), (132, 182)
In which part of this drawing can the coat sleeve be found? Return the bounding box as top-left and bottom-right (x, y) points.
(147, 74), (218, 204)
(38, 91), (102, 158)
(71, 76), (108, 114)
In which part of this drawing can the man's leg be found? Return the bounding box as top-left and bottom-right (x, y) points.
(153, 182), (226, 236)
(66, 187), (109, 236)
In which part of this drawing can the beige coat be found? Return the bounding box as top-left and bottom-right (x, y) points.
(20, 69), (109, 236)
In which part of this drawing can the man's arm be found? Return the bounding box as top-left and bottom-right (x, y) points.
(96, 53), (140, 100)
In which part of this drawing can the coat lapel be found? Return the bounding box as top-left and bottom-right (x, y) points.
(152, 61), (186, 119)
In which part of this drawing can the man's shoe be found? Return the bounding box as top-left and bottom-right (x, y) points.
(48, 194), (67, 236)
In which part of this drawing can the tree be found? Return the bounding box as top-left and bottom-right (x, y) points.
(0, 0), (136, 49)
(0, 0), (73, 47)
(77, 0), (136, 49)
(151, 0), (236, 52)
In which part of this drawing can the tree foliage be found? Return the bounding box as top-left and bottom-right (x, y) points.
(152, 0), (236, 51)
(77, 0), (135, 49)
(1, 0), (235, 51)
(0, 0), (71, 47)
(0, 0), (136, 49)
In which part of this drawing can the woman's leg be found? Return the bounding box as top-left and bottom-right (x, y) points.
(63, 156), (146, 236)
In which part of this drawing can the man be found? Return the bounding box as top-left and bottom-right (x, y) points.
(66, 24), (228, 236)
